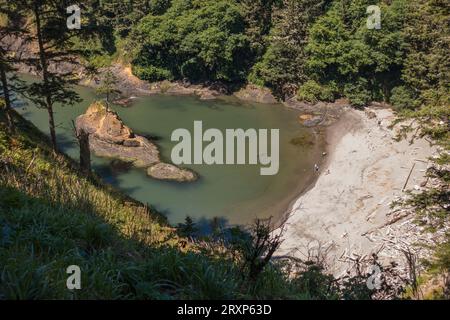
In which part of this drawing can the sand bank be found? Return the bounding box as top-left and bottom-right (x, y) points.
(277, 107), (436, 274)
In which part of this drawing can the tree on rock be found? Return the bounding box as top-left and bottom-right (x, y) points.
(96, 70), (121, 110)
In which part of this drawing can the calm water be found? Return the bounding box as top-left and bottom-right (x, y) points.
(16, 75), (321, 228)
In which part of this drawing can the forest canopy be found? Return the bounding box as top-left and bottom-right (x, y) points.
(98, 0), (447, 108)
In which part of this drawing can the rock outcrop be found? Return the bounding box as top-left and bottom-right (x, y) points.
(234, 85), (278, 104)
(285, 98), (350, 127)
(148, 81), (222, 100)
(76, 101), (197, 182)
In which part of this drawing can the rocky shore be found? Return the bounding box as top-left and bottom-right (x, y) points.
(84, 65), (283, 105)
(75, 101), (197, 182)
(7, 33), (283, 105)
(234, 84), (278, 104)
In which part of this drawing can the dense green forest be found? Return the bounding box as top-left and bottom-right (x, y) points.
(0, 0), (449, 299)
(94, 0), (449, 109)
(3, 0), (445, 110)
(0, 2), (447, 122)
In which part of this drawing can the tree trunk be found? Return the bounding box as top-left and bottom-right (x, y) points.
(0, 64), (13, 131)
(34, 3), (58, 152)
(78, 129), (91, 176)
(47, 104), (57, 151)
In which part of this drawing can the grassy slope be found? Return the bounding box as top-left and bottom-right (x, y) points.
(0, 109), (322, 300)
(0, 109), (233, 299)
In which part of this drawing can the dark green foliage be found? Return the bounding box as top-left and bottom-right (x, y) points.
(95, 70), (121, 105)
(401, 0), (449, 109)
(130, 0), (252, 84)
(342, 78), (372, 107)
(390, 86), (419, 110)
(290, 263), (339, 299)
(0, 1), (29, 131)
(46, 0), (447, 109)
(305, 0), (409, 106)
(15, 0), (443, 109)
(229, 218), (283, 282)
(94, 0), (171, 38)
(177, 216), (198, 238)
(249, 0), (329, 99)
(301, 0), (448, 108)
(238, 0), (278, 56)
(297, 80), (335, 104)
(132, 65), (173, 82)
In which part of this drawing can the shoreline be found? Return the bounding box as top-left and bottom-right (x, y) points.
(274, 103), (351, 231)
(274, 127), (329, 230)
(276, 106), (437, 275)
(278, 108), (367, 230)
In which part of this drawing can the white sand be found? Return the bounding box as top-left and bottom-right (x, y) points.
(277, 107), (436, 274)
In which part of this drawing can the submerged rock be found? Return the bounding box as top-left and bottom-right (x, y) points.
(198, 90), (217, 100)
(113, 97), (134, 107)
(290, 134), (315, 147)
(147, 163), (197, 182)
(298, 114), (324, 127)
(110, 159), (133, 173)
(76, 101), (197, 182)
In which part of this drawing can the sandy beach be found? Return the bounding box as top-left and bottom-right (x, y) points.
(277, 107), (437, 275)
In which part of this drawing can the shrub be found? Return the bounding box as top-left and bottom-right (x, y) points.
(297, 80), (335, 104)
(390, 86), (419, 110)
(343, 78), (372, 107)
(132, 65), (174, 82)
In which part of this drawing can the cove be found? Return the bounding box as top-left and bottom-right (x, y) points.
(16, 74), (323, 228)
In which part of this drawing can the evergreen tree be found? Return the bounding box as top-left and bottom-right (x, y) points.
(305, 0), (408, 106)
(238, 0), (277, 57)
(24, 0), (98, 151)
(0, 2), (29, 131)
(96, 70), (121, 109)
(400, 0), (450, 108)
(249, 0), (329, 99)
(177, 216), (198, 238)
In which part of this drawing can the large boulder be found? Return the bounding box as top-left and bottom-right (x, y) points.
(76, 101), (159, 167)
(76, 102), (197, 182)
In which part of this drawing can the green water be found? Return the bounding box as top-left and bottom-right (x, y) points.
(16, 75), (321, 228)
